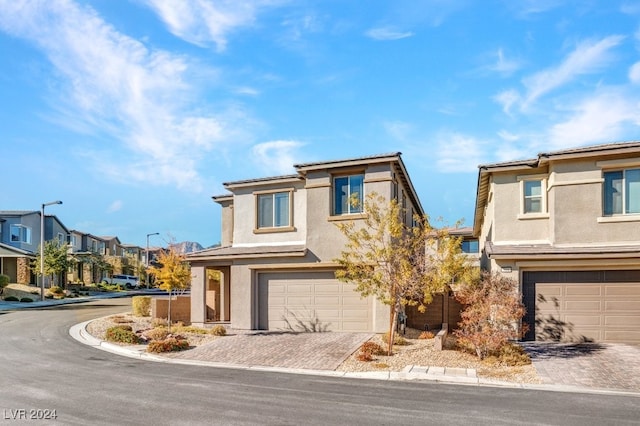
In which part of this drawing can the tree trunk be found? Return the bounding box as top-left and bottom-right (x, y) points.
(387, 307), (398, 356)
(168, 290), (172, 334)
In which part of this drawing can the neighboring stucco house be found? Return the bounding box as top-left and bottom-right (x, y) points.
(474, 141), (640, 343)
(0, 211), (68, 285)
(188, 153), (423, 333)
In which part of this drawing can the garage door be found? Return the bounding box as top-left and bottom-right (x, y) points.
(523, 271), (640, 343)
(258, 271), (371, 332)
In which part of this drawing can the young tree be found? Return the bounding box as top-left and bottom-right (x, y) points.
(454, 272), (528, 359)
(32, 240), (72, 289)
(149, 246), (191, 332)
(334, 192), (476, 355)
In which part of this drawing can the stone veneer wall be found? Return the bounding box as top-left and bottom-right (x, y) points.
(17, 257), (32, 285)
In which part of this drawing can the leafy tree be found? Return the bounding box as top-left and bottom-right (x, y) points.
(32, 240), (72, 289)
(149, 246), (191, 332)
(454, 272), (528, 359)
(0, 274), (9, 295)
(334, 192), (476, 355)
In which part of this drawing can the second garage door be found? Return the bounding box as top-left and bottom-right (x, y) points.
(523, 271), (640, 343)
(258, 271), (371, 332)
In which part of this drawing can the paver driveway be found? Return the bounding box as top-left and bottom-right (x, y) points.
(522, 342), (640, 392)
(160, 331), (373, 370)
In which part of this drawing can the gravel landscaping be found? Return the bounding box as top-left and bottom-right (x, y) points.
(86, 313), (541, 384)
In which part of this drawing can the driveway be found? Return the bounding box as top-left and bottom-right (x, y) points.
(521, 342), (640, 392)
(160, 331), (373, 370)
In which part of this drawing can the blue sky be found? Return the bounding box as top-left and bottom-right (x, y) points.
(2, 1), (640, 248)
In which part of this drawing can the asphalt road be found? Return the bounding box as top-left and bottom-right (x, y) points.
(0, 298), (638, 426)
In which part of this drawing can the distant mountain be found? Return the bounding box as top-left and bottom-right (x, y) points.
(170, 241), (204, 254)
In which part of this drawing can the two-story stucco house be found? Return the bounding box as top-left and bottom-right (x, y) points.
(0, 211), (68, 285)
(188, 153), (423, 333)
(474, 142), (640, 344)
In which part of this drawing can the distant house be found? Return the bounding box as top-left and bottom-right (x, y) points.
(188, 153), (423, 332)
(67, 230), (108, 285)
(0, 211), (68, 285)
(474, 141), (640, 343)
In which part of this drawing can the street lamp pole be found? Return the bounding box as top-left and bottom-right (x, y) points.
(40, 200), (62, 301)
(146, 232), (159, 289)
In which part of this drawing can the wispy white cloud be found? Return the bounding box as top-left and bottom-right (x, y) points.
(251, 140), (306, 174)
(497, 130), (520, 142)
(140, 0), (281, 51)
(436, 132), (485, 173)
(383, 120), (413, 141)
(365, 27), (414, 41)
(546, 89), (640, 149)
(522, 35), (625, 107)
(494, 89), (521, 115)
(0, 1), (250, 191)
(489, 48), (522, 76)
(107, 200), (123, 213)
(629, 62), (640, 84)
(511, 0), (564, 17)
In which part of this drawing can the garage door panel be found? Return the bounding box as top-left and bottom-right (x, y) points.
(605, 301), (640, 311)
(528, 273), (640, 343)
(565, 285), (601, 296)
(259, 272), (371, 332)
(564, 300), (601, 310)
(606, 286), (640, 296)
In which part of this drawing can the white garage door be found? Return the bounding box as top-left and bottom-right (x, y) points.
(536, 282), (640, 343)
(258, 271), (371, 332)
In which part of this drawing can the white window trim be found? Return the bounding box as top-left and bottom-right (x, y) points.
(332, 173), (365, 216)
(10, 224), (32, 244)
(517, 174), (548, 217)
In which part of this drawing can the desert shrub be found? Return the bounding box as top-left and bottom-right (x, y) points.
(147, 336), (189, 353)
(20, 297), (33, 303)
(132, 296), (152, 317)
(173, 325), (208, 335)
(4, 296), (19, 302)
(209, 325), (227, 336)
(144, 327), (169, 341)
(454, 273), (528, 360)
(381, 333), (408, 346)
(105, 325), (139, 344)
(152, 318), (168, 327)
(111, 315), (133, 324)
(356, 351), (373, 362)
(360, 341), (385, 356)
(418, 331), (435, 340)
(0, 274), (9, 293)
(373, 363), (389, 369)
(495, 343), (531, 366)
(49, 286), (65, 295)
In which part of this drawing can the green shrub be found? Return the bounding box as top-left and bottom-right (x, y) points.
(174, 325), (208, 335)
(3, 296), (19, 302)
(132, 296), (152, 317)
(20, 297), (33, 303)
(209, 325), (227, 336)
(50, 286), (65, 295)
(360, 341), (385, 356)
(0, 274), (9, 291)
(144, 327), (169, 341)
(147, 336), (190, 353)
(105, 325), (140, 344)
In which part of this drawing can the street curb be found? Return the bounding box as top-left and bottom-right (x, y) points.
(68, 320), (640, 397)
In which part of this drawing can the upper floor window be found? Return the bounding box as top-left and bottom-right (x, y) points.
(10, 225), (31, 244)
(461, 239), (479, 254)
(334, 174), (364, 215)
(257, 191), (291, 228)
(604, 169), (640, 215)
(523, 180), (542, 213)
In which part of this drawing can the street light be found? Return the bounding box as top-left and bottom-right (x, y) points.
(146, 232), (159, 289)
(40, 200), (62, 301)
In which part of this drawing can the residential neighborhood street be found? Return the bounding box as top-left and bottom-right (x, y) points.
(0, 298), (638, 426)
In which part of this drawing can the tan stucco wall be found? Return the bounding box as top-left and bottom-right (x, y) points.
(230, 182), (306, 246)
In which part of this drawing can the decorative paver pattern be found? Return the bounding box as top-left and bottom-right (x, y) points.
(522, 342), (640, 391)
(160, 331), (373, 370)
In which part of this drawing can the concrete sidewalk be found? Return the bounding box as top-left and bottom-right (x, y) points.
(0, 289), (163, 311)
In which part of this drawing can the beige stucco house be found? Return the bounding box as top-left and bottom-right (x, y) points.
(188, 153), (423, 333)
(474, 141), (640, 343)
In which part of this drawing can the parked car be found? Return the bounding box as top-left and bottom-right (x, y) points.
(102, 274), (140, 289)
